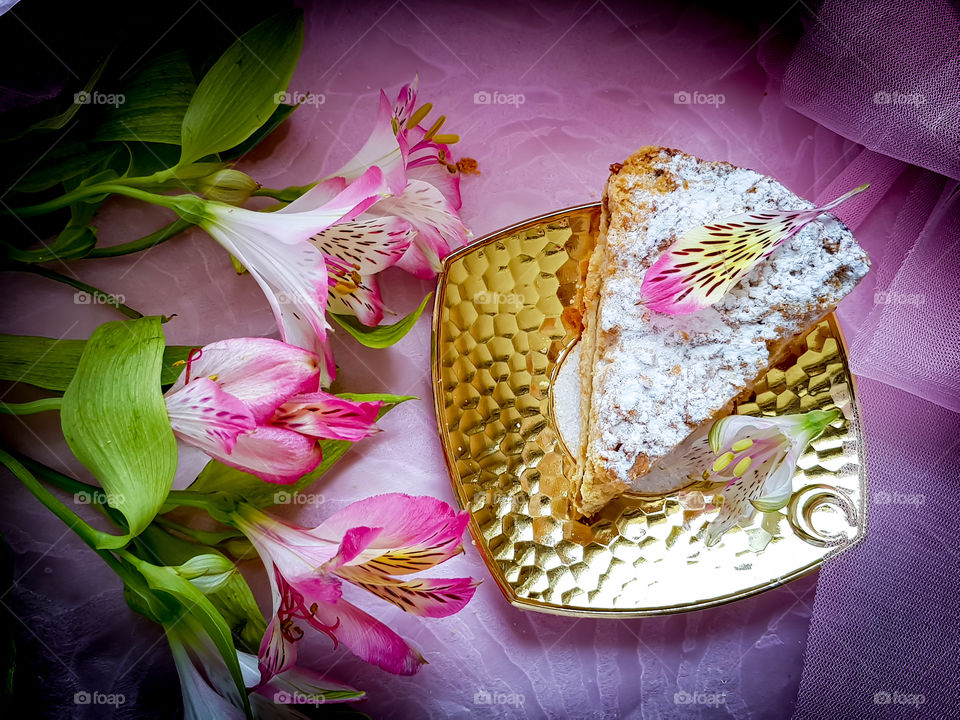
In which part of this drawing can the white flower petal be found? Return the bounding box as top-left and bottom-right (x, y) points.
(206, 223), (334, 381)
(311, 216), (413, 275)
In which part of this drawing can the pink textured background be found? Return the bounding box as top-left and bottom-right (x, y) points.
(3, 2), (955, 718)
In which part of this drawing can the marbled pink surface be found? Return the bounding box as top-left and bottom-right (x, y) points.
(0, 2), (906, 717)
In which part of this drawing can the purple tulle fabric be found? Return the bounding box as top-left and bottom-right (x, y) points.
(780, 1), (960, 718)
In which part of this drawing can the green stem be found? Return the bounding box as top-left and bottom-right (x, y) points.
(117, 168), (178, 188)
(0, 397), (63, 415)
(90, 184), (182, 211)
(7, 170), (180, 217)
(153, 516), (244, 546)
(18, 452), (107, 500)
(251, 184), (312, 203)
(0, 447), (118, 549)
(9, 187), (100, 217)
(12, 263), (145, 319)
(163, 490), (221, 511)
(87, 219), (194, 258)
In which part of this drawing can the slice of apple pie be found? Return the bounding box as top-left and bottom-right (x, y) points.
(574, 146), (869, 515)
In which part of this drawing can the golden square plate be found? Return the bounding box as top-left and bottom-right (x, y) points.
(431, 204), (867, 617)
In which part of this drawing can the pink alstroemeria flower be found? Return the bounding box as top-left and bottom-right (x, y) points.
(313, 216), (414, 326)
(164, 338), (382, 484)
(176, 165), (389, 384)
(640, 184), (869, 315)
(370, 76), (470, 279)
(309, 76), (470, 324)
(704, 408), (841, 546)
(229, 494), (478, 680)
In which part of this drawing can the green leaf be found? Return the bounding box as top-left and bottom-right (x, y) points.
(122, 141), (185, 179)
(221, 102), (297, 161)
(3, 57), (109, 142)
(95, 50), (195, 145)
(330, 292), (433, 349)
(4, 200), (99, 263)
(179, 10), (304, 166)
(137, 526), (265, 650)
(0, 334), (191, 392)
(337, 392), (418, 404)
(187, 395), (412, 506)
(7, 143), (117, 195)
(132, 558), (252, 718)
(60, 318), (178, 540)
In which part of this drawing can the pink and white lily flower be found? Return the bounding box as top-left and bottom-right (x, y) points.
(175, 166), (389, 384)
(312, 76), (470, 323)
(704, 408), (841, 546)
(311, 214), (414, 326)
(166, 613), (363, 720)
(164, 337), (382, 484)
(228, 494), (478, 681)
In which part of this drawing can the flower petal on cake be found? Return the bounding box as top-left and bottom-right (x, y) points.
(640, 184), (870, 315)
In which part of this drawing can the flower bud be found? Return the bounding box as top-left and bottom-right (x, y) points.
(174, 553), (236, 593)
(198, 169), (260, 205)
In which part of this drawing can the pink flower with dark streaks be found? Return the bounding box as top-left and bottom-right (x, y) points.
(164, 338), (381, 483)
(229, 494), (478, 680)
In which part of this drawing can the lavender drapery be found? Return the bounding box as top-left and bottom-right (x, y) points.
(778, 2), (960, 718)
(0, 1), (957, 718)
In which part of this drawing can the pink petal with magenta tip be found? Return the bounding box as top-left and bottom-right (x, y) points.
(336, 566), (478, 618)
(273, 392), (382, 441)
(312, 494), (470, 573)
(165, 377), (256, 455)
(308, 597), (426, 676)
(168, 338), (321, 423)
(330, 92), (407, 197)
(215, 425), (322, 484)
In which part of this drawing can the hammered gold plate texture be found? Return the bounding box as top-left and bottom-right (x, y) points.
(431, 204), (868, 617)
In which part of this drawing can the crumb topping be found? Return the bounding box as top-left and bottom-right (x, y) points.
(589, 148), (869, 489)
